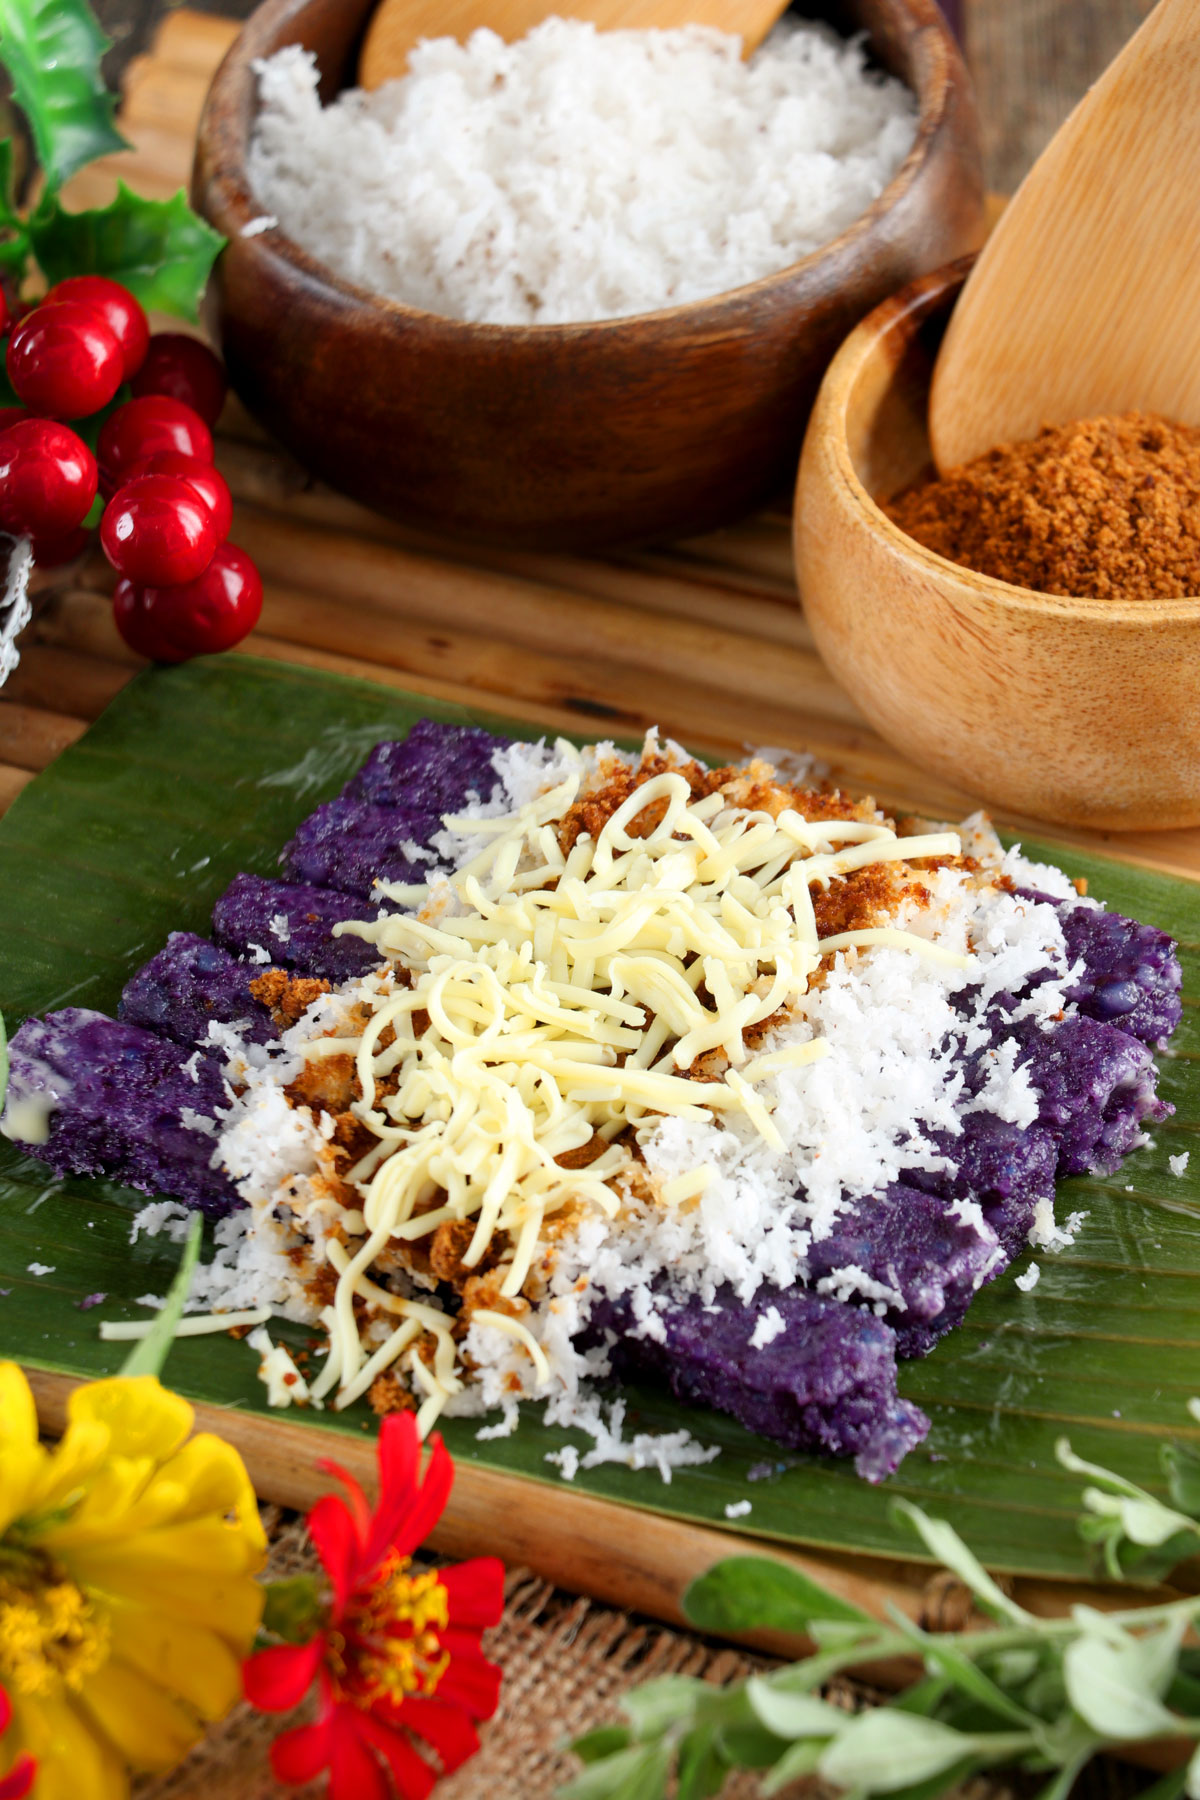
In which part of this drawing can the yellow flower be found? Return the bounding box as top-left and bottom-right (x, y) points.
(0, 1363), (264, 1800)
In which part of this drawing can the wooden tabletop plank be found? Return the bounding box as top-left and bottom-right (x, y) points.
(0, 765), (33, 810)
(0, 703), (89, 771)
(227, 509), (864, 729)
(3, 641), (134, 723)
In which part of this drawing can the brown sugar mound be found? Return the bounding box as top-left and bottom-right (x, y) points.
(887, 411), (1200, 600)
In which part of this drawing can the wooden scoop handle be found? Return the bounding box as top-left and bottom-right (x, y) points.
(358, 0), (791, 87)
(929, 0), (1200, 472)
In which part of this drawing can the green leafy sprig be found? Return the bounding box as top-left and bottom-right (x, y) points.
(0, 0), (224, 320)
(116, 1212), (202, 1379)
(1057, 1434), (1200, 1582)
(562, 1468), (1200, 1800)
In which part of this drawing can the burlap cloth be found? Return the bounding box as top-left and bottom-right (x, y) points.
(132, 1513), (1143, 1800)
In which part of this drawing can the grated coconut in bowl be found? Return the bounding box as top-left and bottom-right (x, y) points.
(245, 16), (918, 325)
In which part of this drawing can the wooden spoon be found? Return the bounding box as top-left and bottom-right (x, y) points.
(358, 0), (790, 87)
(928, 0), (1200, 472)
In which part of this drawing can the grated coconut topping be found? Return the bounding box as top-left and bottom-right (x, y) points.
(246, 19), (917, 325)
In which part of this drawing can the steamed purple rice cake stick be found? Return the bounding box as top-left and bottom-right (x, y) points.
(212, 872), (386, 984)
(1, 1008), (238, 1216)
(345, 720), (510, 808)
(1013, 1012), (1170, 1177)
(1058, 900), (1183, 1046)
(119, 931), (279, 1046)
(593, 1282), (929, 1483)
(798, 1180), (1003, 1361)
(282, 724), (508, 899)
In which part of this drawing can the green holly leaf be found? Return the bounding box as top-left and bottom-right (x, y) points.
(0, 140), (28, 274)
(30, 182), (226, 320)
(0, 0), (127, 191)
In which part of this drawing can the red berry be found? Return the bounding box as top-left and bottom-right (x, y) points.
(7, 301), (123, 419)
(30, 526), (90, 568)
(98, 396), (214, 493)
(101, 473), (218, 586)
(113, 579), (183, 661)
(0, 419), (98, 538)
(121, 543), (262, 662)
(130, 333), (227, 426)
(43, 276), (150, 382)
(126, 451), (232, 541)
(0, 407), (28, 435)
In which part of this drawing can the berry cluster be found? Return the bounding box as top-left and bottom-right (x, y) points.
(0, 275), (262, 663)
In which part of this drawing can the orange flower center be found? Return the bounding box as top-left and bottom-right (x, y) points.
(328, 1555), (450, 1708)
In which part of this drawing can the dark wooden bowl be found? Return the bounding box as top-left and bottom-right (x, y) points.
(193, 0), (984, 551)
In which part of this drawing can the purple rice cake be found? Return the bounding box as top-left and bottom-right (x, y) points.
(212, 872), (385, 985)
(119, 931), (279, 1047)
(908, 1114), (1058, 1264)
(1054, 896), (1182, 1046)
(593, 1283), (929, 1483)
(346, 718), (510, 809)
(796, 1181), (1003, 1361)
(2, 1009), (237, 1216)
(0, 724), (1182, 1485)
(282, 721), (506, 899)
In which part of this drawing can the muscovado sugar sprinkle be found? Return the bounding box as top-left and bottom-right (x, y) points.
(887, 411), (1200, 600)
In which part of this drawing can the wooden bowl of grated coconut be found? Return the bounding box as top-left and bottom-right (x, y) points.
(193, 0), (984, 551)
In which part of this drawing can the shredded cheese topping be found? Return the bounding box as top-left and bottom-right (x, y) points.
(302, 760), (962, 1423)
(98, 1306), (273, 1341)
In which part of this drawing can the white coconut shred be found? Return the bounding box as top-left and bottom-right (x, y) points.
(246, 18), (917, 325)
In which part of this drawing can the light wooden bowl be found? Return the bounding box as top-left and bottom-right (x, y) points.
(794, 261), (1200, 830)
(192, 0), (983, 552)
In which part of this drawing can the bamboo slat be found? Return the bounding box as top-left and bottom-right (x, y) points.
(121, 57), (216, 135)
(149, 9), (240, 71)
(0, 764), (32, 810)
(0, 702), (88, 770)
(4, 641), (134, 721)
(229, 509), (863, 727)
(214, 441), (813, 643)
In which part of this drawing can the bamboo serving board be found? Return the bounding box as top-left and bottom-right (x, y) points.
(5, 11), (1200, 1646)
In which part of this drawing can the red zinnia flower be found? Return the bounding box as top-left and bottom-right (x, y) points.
(0, 1687), (35, 1800)
(244, 1414), (504, 1800)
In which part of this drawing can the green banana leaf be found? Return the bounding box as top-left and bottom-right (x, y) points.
(0, 656), (1197, 1581)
